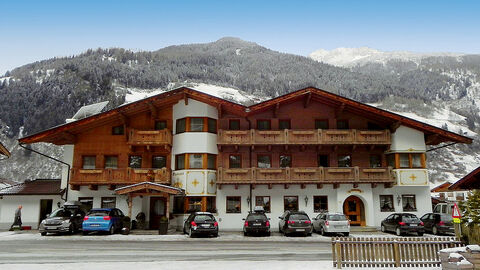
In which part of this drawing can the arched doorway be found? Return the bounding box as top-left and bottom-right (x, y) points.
(343, 196), (366, 226)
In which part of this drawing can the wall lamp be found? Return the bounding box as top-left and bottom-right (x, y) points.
(304, 196), (309, 206)
(396, 195), (401, 206)
(247, 196), (251, 206)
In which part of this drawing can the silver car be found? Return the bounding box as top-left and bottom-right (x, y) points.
(312, 213), (350, 236)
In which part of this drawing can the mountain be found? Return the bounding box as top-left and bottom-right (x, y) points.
(0, 38), (479, 185)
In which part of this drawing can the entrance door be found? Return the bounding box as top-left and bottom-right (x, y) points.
(149, 197), (166, 229)
(39, 199), (53, 224)
(343, 196), (365, 226)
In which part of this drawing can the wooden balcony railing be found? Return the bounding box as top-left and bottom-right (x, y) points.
(127, 129), (172, 146)
(218, 129), (390, 145)
(217, 166), (394, 184)
(70, 167), (171, 186)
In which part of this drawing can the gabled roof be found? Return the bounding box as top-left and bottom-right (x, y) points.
(0, 142), (10, 157)
(449, 167), (480, 190)
(115, 182), (184, 195)
(0, 179), (63, 196)
(431, 182), (453, 192)
(18, 86), (472, 145)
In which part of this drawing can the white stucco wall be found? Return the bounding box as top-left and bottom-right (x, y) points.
(62, 144), (74, 193)
(390, 125), (426, 152)
(172, 133), (218, 155)
(172, 98), (218, 122)
(0, 195), (62, 229)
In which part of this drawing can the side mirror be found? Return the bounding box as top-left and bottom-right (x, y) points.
(278, 217), (282, 219)
(268, 218), (271, 220)
(242, 218), (246, 220)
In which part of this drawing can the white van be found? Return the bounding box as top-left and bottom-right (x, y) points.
(433, 203), (455, 216)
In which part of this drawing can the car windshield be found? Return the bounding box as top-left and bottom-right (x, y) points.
(402, 215), (419, 222)
(290, 214), (309, 220)
(327, 214), (347, 221)
(194, 215), (215, 222)
(440, 215), (453, 221)
(49, 209), (72, 218)
(247, 214), (266, 221)
(87, 210), (110, 216)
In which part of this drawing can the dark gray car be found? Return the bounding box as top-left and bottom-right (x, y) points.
(420, 213), (454, 235)
(278, 211), (312, 236)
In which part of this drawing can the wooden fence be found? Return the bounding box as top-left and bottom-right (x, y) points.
(332, 237), (463, 268)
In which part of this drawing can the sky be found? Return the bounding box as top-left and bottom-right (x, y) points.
(1, 0), (479, 75)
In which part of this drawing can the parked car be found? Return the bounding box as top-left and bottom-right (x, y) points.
(278, 210), (313, 236)
(381, 213), (424, 236)
(243, 207), (271, 236)
(312, 212), (350, 236)
(433, 203), (455, 215)
(420, 213), (455, 235)
(82, 208), (125, 235)
(39, 201), (86, 236)
(183, 212), (218, 238)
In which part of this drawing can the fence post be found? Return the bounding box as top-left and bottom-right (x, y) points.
(336, 240), (342, 269)
(393, 240), (400, 267)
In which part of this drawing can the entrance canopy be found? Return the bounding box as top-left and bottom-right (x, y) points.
(114, 182), (184, 196)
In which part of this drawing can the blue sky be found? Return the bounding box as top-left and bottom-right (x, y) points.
(1, 0), (479, 74)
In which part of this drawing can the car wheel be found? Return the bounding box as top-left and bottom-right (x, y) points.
(344, 232), (349, 237)
(243, 231), (248, 236)
(395, 227), (402, 236)
(69, 224), (74, 235)
(82, 231), (88, 236)
(320, 227), (326, 236)
(189, 228), (194, 238)
(41, 232), (47, 236)
(212, 233), (218, 238)
(432, 226), (438, 235)
(109, 225), (115, 235)
(266, 232), (271, 237)
(306, 233), (312, 237)
(381, 225), (386, 233)
(418, 232), (424, 237)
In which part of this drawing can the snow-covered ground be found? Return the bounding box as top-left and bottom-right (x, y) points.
(0, 261), (441, 270)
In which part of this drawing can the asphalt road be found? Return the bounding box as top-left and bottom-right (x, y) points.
(0, 236), (333, 263)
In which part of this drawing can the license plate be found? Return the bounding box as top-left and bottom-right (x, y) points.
(90, 224), (100, 227)
(253, 223), (261, 226)
(46, 227), (58, 230)
(201, 224), (210, 228)
(410, 224), (417, 227)
(296, 229), (305, 232)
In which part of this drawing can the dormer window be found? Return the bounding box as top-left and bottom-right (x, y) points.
(112, 125), (124, 135)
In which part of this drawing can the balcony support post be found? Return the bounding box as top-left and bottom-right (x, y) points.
(316, 184), (323, 189)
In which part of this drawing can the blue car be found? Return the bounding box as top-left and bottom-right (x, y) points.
(82, 208), (125, 235)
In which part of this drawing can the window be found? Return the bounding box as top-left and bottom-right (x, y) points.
(387, 154), (395, 167)
(336, 120), (349, 129)
(176, 118), (186, 134)
(229, 155), (242, 168)
(280, 155), (292, 168)
(208, 118), (217, 134)
(190, 118), (204, 132)
(229, 119), (240, 130)
(112, 125), (124, 135)
(207, 154), (216, 169)
(129, 155), (142, 168)
(105, 156), (118, 169)
(176, 154), (185, 170)
(173, 197), (185, 214)
(318, 155), (329, 167)
(379, 195), (394, 212)
(338, 155), (351, 167)
(101, 197), (116, 208)
(369, 155), (382, 168)
(206, 197), (216, 213)
(411, 154), (422, 168)
(315, 119), (329, 129)
(257, 155), (271, 168)
(284, 196), (298, 211)
(82, 156), (96, 169)
(78, 197), (93, 212)
(279, 119), (291, 130)
(255, 196), (271, 213)
(399, 154), (410, 168)
(189, 154), (203, 169)
(226, 197), (241, 213)
(155, 120), (167, 130)
(402, 195), (417, 211)
(152, 156), (167, 169)
(257, 120), (271, 130)
(313, 196), (328, 212)
(187, 197), (202, 213)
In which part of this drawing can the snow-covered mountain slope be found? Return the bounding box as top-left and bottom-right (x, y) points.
(309, 47), (463, 67)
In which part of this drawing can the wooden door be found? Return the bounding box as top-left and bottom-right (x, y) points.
(343, 196), (365, 226)
(149, 197), (166, 229)
(39, 199), (53, 225)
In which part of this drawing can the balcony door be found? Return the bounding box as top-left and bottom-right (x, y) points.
(343, 195), (365, 226)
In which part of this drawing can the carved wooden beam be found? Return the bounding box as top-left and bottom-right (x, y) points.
(335, 103), (345, 117)
(70, 184), (80, 191)
(284, 184), (290, 189)
(119, 112), (129, 125)
(251, 184), (256, 190)
(217, 184), (222, 190)
(108, 184), (116, 191)
(217, 104), (222, 118)
(390, 121), (401, 132)
(301, 184), (306, 189)
(88, 184), (98, 191)
(234, 184), (238, 190)
(333, 183), (339, 189)
(384, 183), (393, 189)
(183, 93), (188, 105)
(61, 132), (76, 144)
(353, 183), (358, 188)
(425, 134), (440, 145)
(304, 92), (312, 108)
(316, 184), (323, 189)
(274, 103), (280, 118)
(148, 102), (158, 118)
(268, 184), (273, 189)
(371, 183), (377, 188)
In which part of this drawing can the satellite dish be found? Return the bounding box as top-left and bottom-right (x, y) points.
(71, 101), (109, 120)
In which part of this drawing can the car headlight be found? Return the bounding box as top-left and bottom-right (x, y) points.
(61, 220), (71, 226)
(41, 220), (46, 224)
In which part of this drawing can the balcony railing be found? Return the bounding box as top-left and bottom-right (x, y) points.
(217, 166), (394, 184)
(218, 129), (390, 145)
(127, 129), (172, 146)
(70, 167), (171, 186)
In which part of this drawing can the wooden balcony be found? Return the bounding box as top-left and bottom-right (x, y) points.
(218, 129), (390, 145)
(70, 167), (171, 186)
(127, 129), (172, 146)
(217, 166), (394, 185)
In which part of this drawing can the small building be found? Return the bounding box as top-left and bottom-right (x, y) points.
(449, 167), (480, 191)
(431, 182), (470, 202)
(0, 179), (64, 229)
(17, 86), (472, 230)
